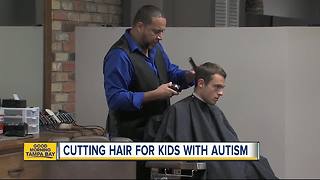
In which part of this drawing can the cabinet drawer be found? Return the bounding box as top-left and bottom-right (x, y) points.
(20, 161), (43, 179)
(0, 152), (43, 179)
(0, 152), (24, 179)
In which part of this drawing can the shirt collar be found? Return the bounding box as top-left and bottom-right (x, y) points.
(192, 92), (206, 103)
(124, 28), (140, 52)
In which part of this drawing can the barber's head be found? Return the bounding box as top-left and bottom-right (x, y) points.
(132, 5), (166, 49)
(195, 62), (226, 104)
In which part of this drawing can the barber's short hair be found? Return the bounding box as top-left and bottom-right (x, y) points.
(133, 5), (164, 25)
(195, 62), (227, 87)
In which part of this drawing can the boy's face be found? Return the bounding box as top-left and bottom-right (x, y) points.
(198, 74), (225, 105)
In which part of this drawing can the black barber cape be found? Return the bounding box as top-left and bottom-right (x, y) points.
(154, 95), (277, 179)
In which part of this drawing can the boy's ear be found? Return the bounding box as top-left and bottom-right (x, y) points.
(197, 79), (205, 88)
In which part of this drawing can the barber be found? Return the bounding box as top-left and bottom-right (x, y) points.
(103, 5), (194, 142)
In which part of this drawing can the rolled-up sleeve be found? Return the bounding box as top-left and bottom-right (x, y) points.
(103, 49), (144, 111)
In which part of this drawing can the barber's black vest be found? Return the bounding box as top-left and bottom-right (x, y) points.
(106, 35), (170, 141)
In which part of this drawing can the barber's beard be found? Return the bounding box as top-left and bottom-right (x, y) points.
(139, 40), (150, 51)
(143, 41), (155, 50)
(141, 37), (157, 49)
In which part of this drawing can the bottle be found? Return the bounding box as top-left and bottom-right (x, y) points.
(0, 108), (4, 135)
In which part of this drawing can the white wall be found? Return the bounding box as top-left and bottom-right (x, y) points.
(285, 28), (320, 178)
(75, 27), (320, 178)
(75, 27), (126, 128)
(0, 27), (43, 107)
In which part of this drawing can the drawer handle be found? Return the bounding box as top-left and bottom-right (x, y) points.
(8, 168), (24, 177)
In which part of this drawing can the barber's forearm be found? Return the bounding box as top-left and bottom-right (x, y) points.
(143, 90), (159, 103)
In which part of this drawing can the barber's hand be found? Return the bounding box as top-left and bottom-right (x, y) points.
(155, 82), (179, 99)
(185, 70), (195, 83)
(143, 82), (178, 103)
